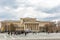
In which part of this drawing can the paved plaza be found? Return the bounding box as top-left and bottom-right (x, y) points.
(0, 33), (60, 40)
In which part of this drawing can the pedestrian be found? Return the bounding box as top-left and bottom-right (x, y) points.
(24, 29), (29, 36)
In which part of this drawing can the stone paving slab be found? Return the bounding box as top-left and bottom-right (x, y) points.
(0, 37), (60, 40)
(0, 33), (60, 40)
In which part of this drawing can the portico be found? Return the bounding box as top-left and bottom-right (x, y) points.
(24, 22), (39, 32)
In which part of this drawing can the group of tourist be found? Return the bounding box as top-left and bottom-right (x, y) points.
(7, 29), (32, 36)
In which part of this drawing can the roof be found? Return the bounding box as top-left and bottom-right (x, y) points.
(36, 21), (54, 23)
(1, 20), (20, 23)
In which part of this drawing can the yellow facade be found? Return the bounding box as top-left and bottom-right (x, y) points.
(0, 18), (54, 32)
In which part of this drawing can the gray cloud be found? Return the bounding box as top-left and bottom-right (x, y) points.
(33, 5), (60, 21)
(0, 0), (60, 21)
(0, 0), (18, 9)
(35, 5), (60, 13)
(0, 12), (16, 19)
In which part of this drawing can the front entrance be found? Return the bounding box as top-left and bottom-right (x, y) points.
(24, 23), (39, 32)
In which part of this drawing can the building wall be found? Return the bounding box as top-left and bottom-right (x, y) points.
(0, 18), (56, 32)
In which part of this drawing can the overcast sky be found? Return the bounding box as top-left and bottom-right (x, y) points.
(0, 0), (60, 21)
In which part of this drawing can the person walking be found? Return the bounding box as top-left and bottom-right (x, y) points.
(25, 29), (30, 36)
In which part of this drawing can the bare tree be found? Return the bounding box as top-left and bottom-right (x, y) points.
(10, 23), (15, 32)
(8, 23), (15, 35)
(45, 24), (49, 33)
(45, 23), (55, 33)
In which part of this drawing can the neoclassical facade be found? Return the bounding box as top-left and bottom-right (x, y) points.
(0, 18), (55, 32)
